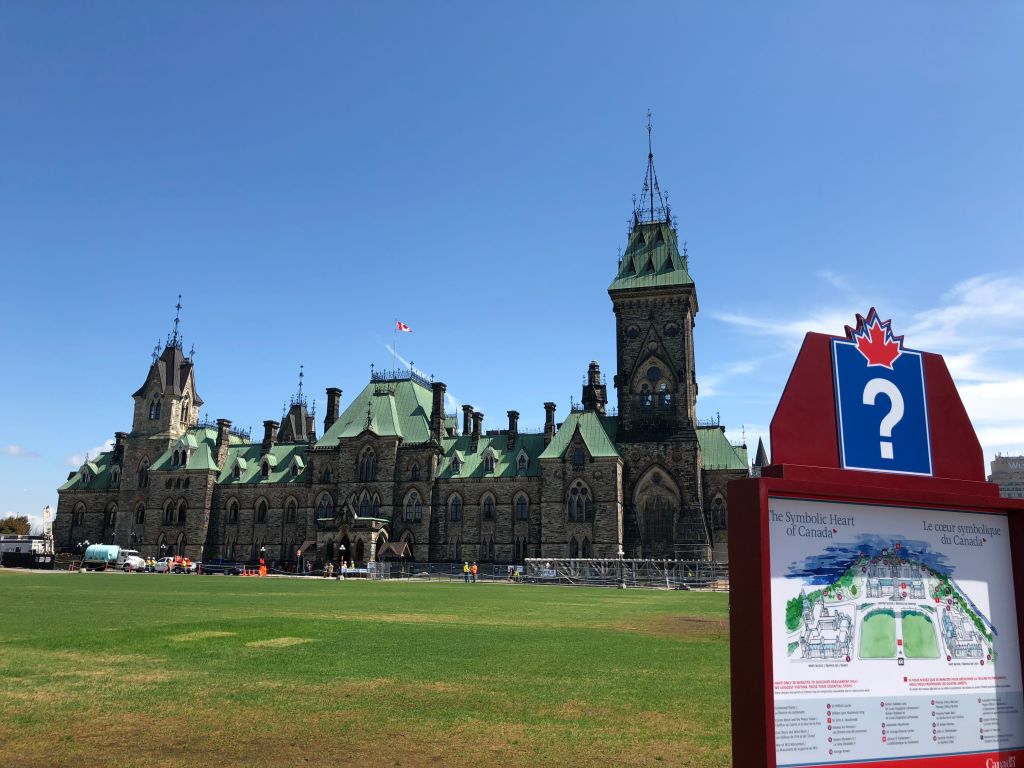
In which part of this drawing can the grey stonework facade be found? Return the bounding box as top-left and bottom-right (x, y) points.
(54, 150), (750, 566)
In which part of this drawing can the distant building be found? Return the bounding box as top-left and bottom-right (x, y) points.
(798, 591), (853, 659)
(53, 132), (751, 566)
(988, 454), (1024, 499)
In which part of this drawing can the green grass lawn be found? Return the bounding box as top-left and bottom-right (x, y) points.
(0, 571), (731, 768)
(901, 612), (940, 658)
(859, 611), (897, 658)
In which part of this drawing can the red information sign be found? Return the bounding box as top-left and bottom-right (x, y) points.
(728, 311), (1024, 768)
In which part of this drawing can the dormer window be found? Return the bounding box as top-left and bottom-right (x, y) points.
(483, 454), (495, 472)
(81, 469), (92, 485)
(451, 457), (462, 474)
(261, 461), (270, 478)
(111, 466), (121, 485)
(232, 464), (241, 481)
(517, 454), (528, 473)
(291, 463), (299, 477)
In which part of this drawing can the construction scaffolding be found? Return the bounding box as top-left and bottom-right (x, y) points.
(523, 557), (728, 590)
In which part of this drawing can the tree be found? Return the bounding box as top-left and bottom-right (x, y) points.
(0, 515), (30, 535)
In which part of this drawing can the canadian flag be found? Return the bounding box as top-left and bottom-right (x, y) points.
(396, 321), (412, 333)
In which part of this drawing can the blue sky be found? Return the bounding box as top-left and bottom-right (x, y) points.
(2, 3), (1023, 530)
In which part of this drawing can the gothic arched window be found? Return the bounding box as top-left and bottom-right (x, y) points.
(149, 393), (161, 420)
(255, 499), (267, 524)
(711, 496), (727, 530)
(162, 502), (174, 525)
(405, 492), (422, 522)
(358, 449), (376, 482)
(137, 460), (150, 488)
(315, 493), (334, 518)
(581, 538), (592, 558)
(569, 536), (579, 558)
(371, 496), (380, 517)
(482, 495), (495, 520)
(260, 461), (270, 478)
(567, 483), (591, 522)
(135, 503), (145, 525)
(176, 500), (187, 525)
(516, 495), (529, 521)
(227, 499), (239, 523)
(285, 499), (297, 523)
(359, 494), (369, 517)
(483, 454), (495, 472)
(517, 454), (528, 473)
(449, 496), (462, 522)
(410, 463), (420, 481)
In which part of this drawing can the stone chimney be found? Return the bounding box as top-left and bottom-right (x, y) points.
(471, 411), (484, 452)
(506, 410), (519, 450)
(113, 431), (128, 463)
(431, 381), (447, 441)
(324, 388), (342, 432)
(262, 420), (279, 454)
(462, 404), (474, 436)
(543, 402), (556, 446)
(215, 419), (232, 466)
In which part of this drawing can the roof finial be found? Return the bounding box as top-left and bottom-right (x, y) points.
(298, 364), (304, 397)
(151, 341), (161, 364)
(171, 294), (183, 348)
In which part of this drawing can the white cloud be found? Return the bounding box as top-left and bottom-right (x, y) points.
(818, 270), (851, 292)
(66, 440), (114, 468)
(713, 308), (859, 347)
(2, 444), (38, 458)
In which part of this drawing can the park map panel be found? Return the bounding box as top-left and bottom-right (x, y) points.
(768, 497), (1024, 767)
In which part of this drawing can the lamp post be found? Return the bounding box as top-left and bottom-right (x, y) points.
(339, 544), (347, 579)
(617, 545), (626, 590)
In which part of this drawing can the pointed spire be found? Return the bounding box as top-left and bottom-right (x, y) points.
(633, 110), (670, 226)
(170, 294), (183, 349)
(151, 341), (161, 364)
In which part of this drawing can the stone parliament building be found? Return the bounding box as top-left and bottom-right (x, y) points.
(54, 140), (751, 567)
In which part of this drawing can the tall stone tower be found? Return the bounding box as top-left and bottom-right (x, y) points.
(609, 117), (708, 559)
(118, 299), (203, 535)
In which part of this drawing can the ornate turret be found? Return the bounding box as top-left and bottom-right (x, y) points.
(278, 365), (317, 443)
(130, 296), (203, 439)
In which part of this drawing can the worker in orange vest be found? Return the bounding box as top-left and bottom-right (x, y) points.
(470, 562), (478, 583)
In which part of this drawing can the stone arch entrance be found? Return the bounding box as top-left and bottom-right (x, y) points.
(632, 465), (681, 558)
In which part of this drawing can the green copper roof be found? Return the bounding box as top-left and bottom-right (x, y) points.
(59, 452), (114, 491)
(609, 221), (693, 292)
(218, 443), (309, 484)
(317, 378), (433, 446)
(437, 433), (547, 479)
(185, 444), (218, 471)
(539, 410), (620, 460)
(697, 426), (748, 471)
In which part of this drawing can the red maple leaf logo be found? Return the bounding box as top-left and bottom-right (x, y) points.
(845, 308), (903, 369)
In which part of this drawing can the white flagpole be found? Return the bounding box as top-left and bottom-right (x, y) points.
(393, 319), (398, 373)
